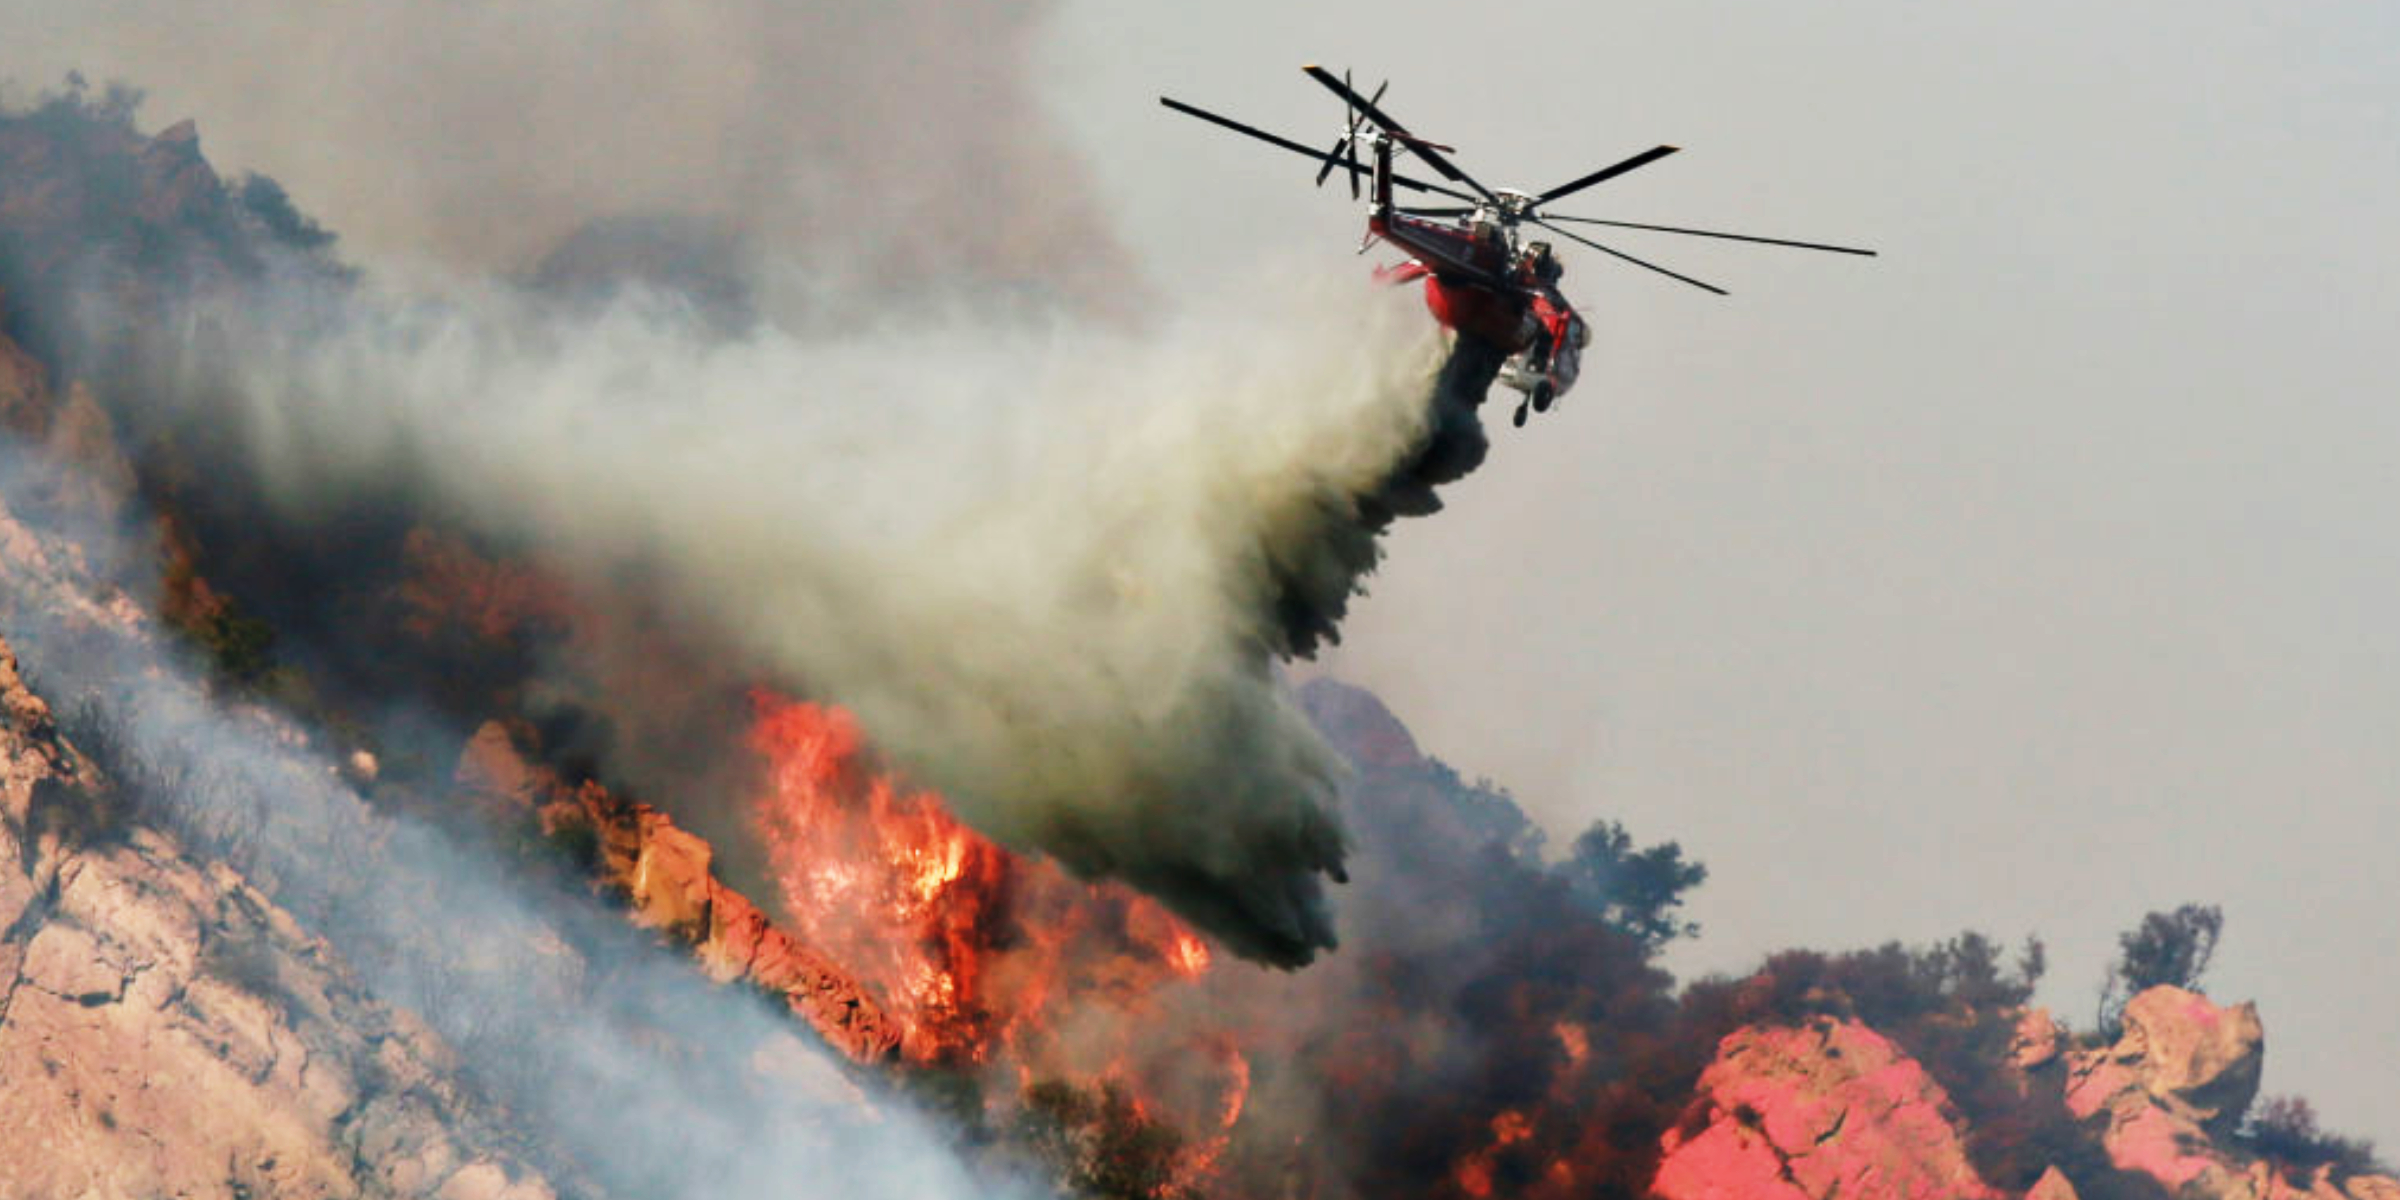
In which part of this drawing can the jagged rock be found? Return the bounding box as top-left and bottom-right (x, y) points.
(2057, 985), (2400, 1200)
(2117, 985), (2263, 1135)
(453, 720), (903, 1063)
(135, 118), (225, 229)
(2064, 985), (2258, 1192)
(630, 809), (714, 939)
(1651, 1017), (2002, 1200)
(2026, 1165), (2080, 1200)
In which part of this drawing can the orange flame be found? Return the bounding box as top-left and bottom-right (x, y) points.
(745, 688), (1252, 1167)
(747, 692), (1015, 1060)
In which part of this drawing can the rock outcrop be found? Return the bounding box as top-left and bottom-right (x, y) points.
(0, 637), (556, 1200)
(453, 721), (904, 1064)
(2065, 986), (2395, 1200)
(1652, 1017), (2003, 1200)
(1649, 987), (2398, 1200)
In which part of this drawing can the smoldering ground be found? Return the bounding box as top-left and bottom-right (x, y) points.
(0, 0), (1129, 308)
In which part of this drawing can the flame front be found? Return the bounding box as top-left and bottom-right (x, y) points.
(748, 689), (1257, 1195)
(742, 690), (1664, 1199)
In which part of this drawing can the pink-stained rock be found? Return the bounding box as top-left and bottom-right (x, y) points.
(2097, 1100), (2214, 1192)
(2012, 1007), (2064, 1072)
(1651, 1117), (1814, 1200)
(2348, 1174), (2400, 1200)
(2053, 984), (2392, 1200)
(1653, 1018), (2002, 1200)
(2025, 1165), (2080, 1200)
(2115, 985), (2263, 1134)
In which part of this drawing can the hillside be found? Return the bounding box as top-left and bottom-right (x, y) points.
(0, 87), (2392, 1200)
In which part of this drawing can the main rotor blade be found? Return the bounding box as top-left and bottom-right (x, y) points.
(1530, 216), (1727, 296)
(1301, 64), (1501, 206)
(1344, 68), (1355, 142)
(1395, 206), (1475, 218)
(1542, 214), (1877, 256)
(1159, 96), (1477, 201)
(1536, 146), (1681, 205)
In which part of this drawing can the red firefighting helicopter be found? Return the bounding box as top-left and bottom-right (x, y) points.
(1162, 66), (1876, 427)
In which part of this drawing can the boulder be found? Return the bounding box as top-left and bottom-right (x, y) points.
(2116, 985), (2263, 1135)
(1652, 1018), (2002, 1200)
(2026, 1165), (2080, 1200)
(2055, 985), (2395, 1200)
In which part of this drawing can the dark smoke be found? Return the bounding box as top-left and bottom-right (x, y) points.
(1269, 337), (1495, 658)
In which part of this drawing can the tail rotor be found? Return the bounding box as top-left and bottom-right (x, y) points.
(1311, 68), (1385, 201)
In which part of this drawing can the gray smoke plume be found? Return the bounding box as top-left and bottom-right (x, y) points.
(169, 271), (1451, 966)
(0, 0), (1128, 307)
(0, 0), (1496, 964)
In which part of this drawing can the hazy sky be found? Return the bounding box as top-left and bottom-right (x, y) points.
(6, 0), (2396, 1152)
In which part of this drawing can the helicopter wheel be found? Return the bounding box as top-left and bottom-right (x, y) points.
(1512, 400), (1529, 428)
(1531, 382), (1554, 413)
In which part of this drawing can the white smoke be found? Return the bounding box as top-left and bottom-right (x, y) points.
(0, 469), (1045, 1200)
(171, 270), (1449, 964)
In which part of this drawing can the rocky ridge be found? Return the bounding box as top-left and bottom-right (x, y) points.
(0, 636), (555, 1200)
(451, 720), (903, 1064)
(0, 271), (912, 1195)
(1307, 683), (2396, 1200)
(1652, 1017), (2002, 1200)
(1643, 976), (2398, 1200)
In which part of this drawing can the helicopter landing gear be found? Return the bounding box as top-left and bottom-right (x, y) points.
(1512, 380), (1550, 428)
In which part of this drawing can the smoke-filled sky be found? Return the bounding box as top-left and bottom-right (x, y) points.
(1045, 0), (2400, 1146)
(5, 0), (2396, 1152)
